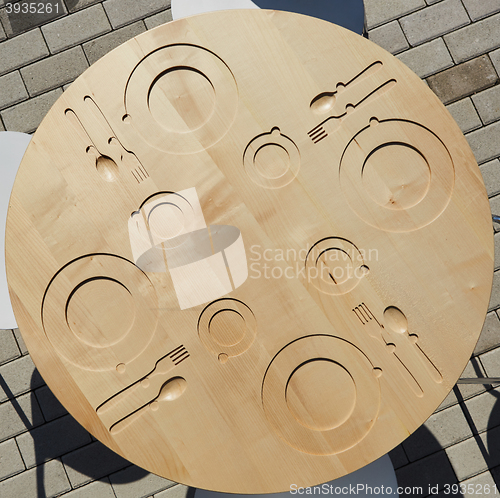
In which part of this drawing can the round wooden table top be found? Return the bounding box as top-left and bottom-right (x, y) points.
(5, 10), (493, 493)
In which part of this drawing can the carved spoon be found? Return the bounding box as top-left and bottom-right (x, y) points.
(110, 377), (187, 434)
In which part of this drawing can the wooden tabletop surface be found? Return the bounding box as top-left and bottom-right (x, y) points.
(5, 10), (494, 493)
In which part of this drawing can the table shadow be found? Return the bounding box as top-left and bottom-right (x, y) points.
(394, 357), (500, 496)
(3, 361), (500, 497)
(456, 359), (500, 487)
(0, 371), (149, 498)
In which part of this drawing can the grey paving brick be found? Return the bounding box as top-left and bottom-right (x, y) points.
(388, 444), (409, 469)
(0, 28), (48, 76)
(110, 465), (174, 498)
(437, 360), (488, 410)
(480, 159), (500, 198)
(445, 14), (500, 63)
(463, 471), (497, 497)
(20, 46), (88, 97)
(61, 478), (116, 497)
(475, 312), (500, 355)
(446, 97), (482, 133)
(426, 0), (443, 4)
(103, 0), (170, 29)
(400, 0), (470, 47)
(0, 392), (44, 442)
(364, 0), (425, 29)
(0, 457), (70, 497)
(480, 345), (500, 378)
(0, 355), (44, 402)
(0, 117), (4, 131)
(490, 466), (500, 490)
(144, 9), (172, 30)
(13, 328), (28, 355)
(1, 87), (62, 133)
(83, 20), (146, 65)
(0, 16), (5, 40)
(403, 403), (472, 461)
(459, 359), (489, 397)
(472, 84), (500, 125)
(395, 450), (458, 496)
(16, 414), (91, 468)
(489, 270), (500, 310)
(446, 427), (500, 480)
(368, 20), (409, 55)
(0, 70), (28, 110)
(42, 3), (111, 54)
(468, 119), (500, 164)
(64, 0), (102, 13)
(491, 48), (500, 76)
(0, 0), (66, 38)
(0, 438), (25, 480)
(154, 484), (190, 498)
(0, 328), (20, 364)
(437, 388), (459, 411)
(62, 440), (129, 487)
(460, 471), (496, 498)
(397, 38), (454, 78)
(34, 385), (67, 421)
(466, 387), (500, 434)
(462, 0), (500, 21)
(427, 55), (499, 104)
(496, 233), (500, 272)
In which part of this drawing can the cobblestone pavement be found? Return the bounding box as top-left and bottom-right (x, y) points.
(1, 0), (500, 496)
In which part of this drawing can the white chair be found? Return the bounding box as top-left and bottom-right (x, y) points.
(0, 132), (32, 329)
(194, 454), (398, 498)
(171, 0), (366, 35)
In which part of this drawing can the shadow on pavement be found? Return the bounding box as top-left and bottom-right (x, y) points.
(393, 357), (500, 497)
(0, 371), (149, 498)
(3, 360), (500, 497)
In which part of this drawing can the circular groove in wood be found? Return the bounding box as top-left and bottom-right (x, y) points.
(262, 335), (380, 455)
(147, 202), (186, 240)
(254, 144), (290, 179)
(198, 299), (256, 357)
(243, 128), (300, 188)
(148, 67), (216, 132)
(208, 309), (247, 347)
(42, 255), (158, 371)
(305, 238), (366, 295)
(286, 359), (356, 431)
(125, 44), (238, 154)
(116, 363), (126, 373)
(362, 143), (430, 210)
(316, 248), (353, 285)
(65, 277), (136, 348)
(340, 119), (455, 232)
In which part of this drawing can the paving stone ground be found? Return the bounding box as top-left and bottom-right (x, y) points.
(0, 0), (500, 496)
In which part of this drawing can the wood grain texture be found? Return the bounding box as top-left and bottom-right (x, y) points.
(5, 10), (493, 493)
